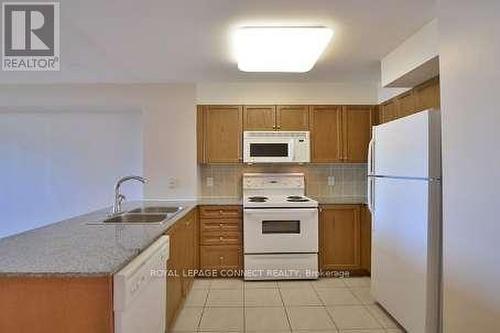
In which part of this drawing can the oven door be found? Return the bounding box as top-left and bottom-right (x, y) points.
(243, 137), (294, 163)
(244, 208), (318, 253)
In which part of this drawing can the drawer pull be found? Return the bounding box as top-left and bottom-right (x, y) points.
(219, 223), (223, 227)
(219, 236), (223, 241)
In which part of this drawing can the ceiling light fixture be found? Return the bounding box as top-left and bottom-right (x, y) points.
(233, 26), (333, 73)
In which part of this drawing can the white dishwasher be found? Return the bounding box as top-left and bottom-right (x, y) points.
(114, 235), (169, 333)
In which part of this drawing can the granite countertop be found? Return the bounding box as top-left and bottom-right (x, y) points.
(312, 196), (367, 205)
(0, 196), (365, 277)
(0, 200), (197, 277)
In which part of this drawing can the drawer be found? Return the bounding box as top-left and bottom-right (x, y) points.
(201, 219), (241, 233)
(199, 206), (242, 219)
(201, 231), (241, 245)
(200, 245), (242, 270)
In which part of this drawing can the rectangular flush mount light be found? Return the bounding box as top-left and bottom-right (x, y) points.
(234, 26), (333, 73)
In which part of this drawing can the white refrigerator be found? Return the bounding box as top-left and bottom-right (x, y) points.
(368, 110), (442, 333)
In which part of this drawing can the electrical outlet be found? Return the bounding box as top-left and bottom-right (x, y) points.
(328, 176), (335, 187)
(168, 177), (177, 189)
(206, 177), (214, 187)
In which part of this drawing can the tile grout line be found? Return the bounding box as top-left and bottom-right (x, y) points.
(346, 281), (387, 331)
(277, 284), (293, 333)
(311, 280), (340, 332)
(196, 283), (210, 332)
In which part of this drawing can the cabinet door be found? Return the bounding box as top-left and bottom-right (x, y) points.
(319, 205), (361, 271)
(360, 205), (372, 273)
(396, 91), (416, 118)
(166, 224), (183, 327)
(200, 245), (242, 271)
(342, 106), (373, 163)
(414, 77), (440, 112)
(197, 106), (206, 163)
(205, 105), (242, 163)
(182, 211), (196, 296)
(309, 106), (342, 162)
(243, 105), (276, 130)
(276, 105), (309, 130)
(379, 100), (396, 124)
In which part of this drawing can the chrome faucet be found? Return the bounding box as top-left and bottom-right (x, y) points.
(112, 176), (147, 215)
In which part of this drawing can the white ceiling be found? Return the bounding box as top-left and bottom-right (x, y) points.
(0, 0), (436, 84)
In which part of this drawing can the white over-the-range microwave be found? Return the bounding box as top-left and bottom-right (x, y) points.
(243, 131), (310, 163)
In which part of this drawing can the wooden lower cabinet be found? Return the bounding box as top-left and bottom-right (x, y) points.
(0, 277), (113, 333)
(200, 245), (242, 271)
(319, 204), (371, 275)
(360, 205), (372, 273)
(320, 205), (361, 271)
(166, 209), (198, 329)
(199, 206), (243, 274)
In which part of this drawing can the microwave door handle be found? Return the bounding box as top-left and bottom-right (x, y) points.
(288, 140), (295, 161)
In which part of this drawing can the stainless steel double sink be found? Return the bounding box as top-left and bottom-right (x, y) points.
(100, 206), (183, 225)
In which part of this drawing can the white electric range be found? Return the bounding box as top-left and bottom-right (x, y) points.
(243, 173), (319, 280)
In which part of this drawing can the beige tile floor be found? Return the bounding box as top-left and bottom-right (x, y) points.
(171, 277), (404, 333)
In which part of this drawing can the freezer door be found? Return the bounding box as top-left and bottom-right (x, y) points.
(371, 177), (439, 333)
(374, 111), (434, 178)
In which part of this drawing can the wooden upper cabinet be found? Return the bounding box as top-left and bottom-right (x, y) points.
(414, 77), (440, 112)
(319, 205), (362, 271)
(276, 105), (309, 130)
(243, 105), (276, 130)
(396, 90), (416, 118)
(199, 105), (242, 163)
(379, 100), (396, 124)
(309, 105), (342, 163)
(342, 106), (373, 163)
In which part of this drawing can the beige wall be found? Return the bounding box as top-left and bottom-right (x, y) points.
(438, 0), (500, 331)
(381, 19), (439, 87)
(196, 82), (378, 104)
(0, 84), (198, 199)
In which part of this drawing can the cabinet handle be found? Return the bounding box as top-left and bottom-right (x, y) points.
(219, 236), (223, 241)
(276, 125), (281, 130)
(219, 223), (223, 227)
(219, 256), (224, 262)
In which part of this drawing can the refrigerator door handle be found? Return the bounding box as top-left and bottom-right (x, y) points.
(367, 137), (374, 176)
(367, 137), (375, 214)
(367, 177), (375, 214)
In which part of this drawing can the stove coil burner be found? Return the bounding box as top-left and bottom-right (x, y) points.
(287, 195), (309, 202)
(248, 196), (269, 203)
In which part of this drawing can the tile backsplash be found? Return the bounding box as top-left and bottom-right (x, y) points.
(199, 164), (367, 199)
